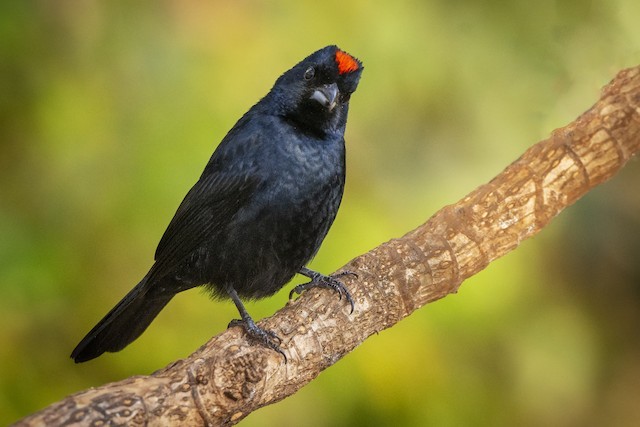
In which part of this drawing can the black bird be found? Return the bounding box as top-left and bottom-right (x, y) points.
(71, 45), (364, 362)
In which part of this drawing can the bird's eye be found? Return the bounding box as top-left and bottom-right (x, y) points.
(303, 67), (315, 81)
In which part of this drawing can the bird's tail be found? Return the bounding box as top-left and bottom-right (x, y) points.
(71, 275), (174, 363)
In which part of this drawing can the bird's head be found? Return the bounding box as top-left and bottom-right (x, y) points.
(269, 45), (363, 133)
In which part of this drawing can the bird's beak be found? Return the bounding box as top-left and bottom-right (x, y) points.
(310, 83), (339, 111)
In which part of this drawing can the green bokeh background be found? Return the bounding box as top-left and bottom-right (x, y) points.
(2, 1), (640, 426)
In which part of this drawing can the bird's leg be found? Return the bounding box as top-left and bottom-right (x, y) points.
(289, 267), (356, 313)
(227, 287), (287, 361)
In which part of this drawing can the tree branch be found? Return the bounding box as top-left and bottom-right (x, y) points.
(15, 66), (640, 427)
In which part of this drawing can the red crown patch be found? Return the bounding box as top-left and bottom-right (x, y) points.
(335, 50), (360, 75)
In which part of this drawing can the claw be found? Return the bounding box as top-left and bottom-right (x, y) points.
(228, 318), (287, 362)
(291, 268), (356, 314)
(227, 286), (287, 362)
(336, 270), (358, 279)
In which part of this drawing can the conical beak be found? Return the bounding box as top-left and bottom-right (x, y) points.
(310, 83), (339, 111)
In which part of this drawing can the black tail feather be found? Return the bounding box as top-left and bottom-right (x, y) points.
(71, 277), (174, 363)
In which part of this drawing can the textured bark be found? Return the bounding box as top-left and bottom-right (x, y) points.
(15, 66), (640, 427)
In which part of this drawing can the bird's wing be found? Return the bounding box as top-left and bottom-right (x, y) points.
(149, 171), (260, 284)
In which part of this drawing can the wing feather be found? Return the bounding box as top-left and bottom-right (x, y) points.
(149, 172), (259, 283)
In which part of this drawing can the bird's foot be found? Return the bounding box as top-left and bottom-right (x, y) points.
(228, 318), (287, 362)
(290, 269), (357, 313)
